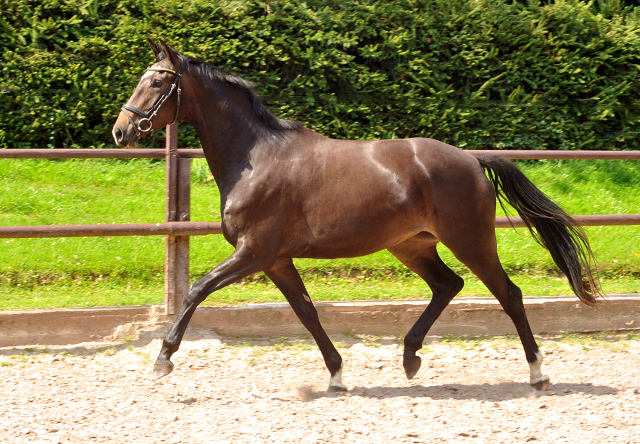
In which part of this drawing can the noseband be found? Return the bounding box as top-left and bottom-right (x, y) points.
(121, 63), (185, 136)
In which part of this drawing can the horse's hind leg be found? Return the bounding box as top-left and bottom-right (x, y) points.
(388, 237), (464, 380)
(444, 235), (550, 390)
(483, 268), (549, 390)
(265, 259), (346, 392)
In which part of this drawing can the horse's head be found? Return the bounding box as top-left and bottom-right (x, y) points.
(112, 40), (184, 147)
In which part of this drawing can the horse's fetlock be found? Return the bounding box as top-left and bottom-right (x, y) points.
(403, 333), (422, 354)
(160, 338), (180, 358)
(326, 354), (343, 374)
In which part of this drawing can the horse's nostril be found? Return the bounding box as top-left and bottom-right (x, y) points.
(114, 127), (124, 143)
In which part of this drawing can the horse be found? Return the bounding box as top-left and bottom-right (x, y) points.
(113, 40), (601, 392)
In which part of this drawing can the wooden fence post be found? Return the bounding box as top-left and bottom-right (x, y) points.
(164, 124), (191, 315)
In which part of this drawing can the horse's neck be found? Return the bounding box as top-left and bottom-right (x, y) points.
(196, 126), (255, 191)
(189, 83), (266, 192)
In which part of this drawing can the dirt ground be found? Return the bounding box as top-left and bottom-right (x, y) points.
(1, 328), (639, 444)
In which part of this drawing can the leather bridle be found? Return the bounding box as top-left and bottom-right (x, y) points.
(121, 63), (185, 136)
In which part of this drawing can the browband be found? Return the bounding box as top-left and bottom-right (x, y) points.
(146, 67), (179, 75)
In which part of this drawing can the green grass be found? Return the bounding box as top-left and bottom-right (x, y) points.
(0, 157), (639, 310)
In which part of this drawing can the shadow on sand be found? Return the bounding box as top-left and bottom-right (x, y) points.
(297, 381), (618, 402)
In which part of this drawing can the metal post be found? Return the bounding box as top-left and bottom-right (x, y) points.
(164, 124), (191, 315)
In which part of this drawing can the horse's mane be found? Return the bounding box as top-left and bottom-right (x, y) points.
(179, 54), (302, 132)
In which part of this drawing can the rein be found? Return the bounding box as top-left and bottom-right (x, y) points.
(121, 63), (185, 135)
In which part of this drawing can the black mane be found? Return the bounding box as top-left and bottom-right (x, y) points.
(180, 55), (302, 132)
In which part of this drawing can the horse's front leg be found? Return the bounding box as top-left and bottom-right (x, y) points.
(265, 259), (347, 392)
(153, 244), (271, 379)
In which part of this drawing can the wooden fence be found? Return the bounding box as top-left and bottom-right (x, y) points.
(1, 124), (639, 314)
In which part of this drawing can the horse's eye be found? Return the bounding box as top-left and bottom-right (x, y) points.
(152, 79), (162, 88)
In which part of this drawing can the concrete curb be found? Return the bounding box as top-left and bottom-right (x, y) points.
(0, 295), (638, 347)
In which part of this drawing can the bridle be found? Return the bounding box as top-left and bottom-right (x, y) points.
(121, 62), (185, 136)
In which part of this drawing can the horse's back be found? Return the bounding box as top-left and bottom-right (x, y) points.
(321, 135), (492, 213)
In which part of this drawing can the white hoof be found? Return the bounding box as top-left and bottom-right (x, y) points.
(328, 368), (348, 392)
(529, 351), (549, 390)
(531, 375), (550, 391)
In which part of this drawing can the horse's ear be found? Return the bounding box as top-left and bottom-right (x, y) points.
(159, 39), (178, 65)
(148, 39), (162, 59)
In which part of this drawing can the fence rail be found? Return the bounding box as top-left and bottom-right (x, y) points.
(4, 148), (640, 160)
(0, 221), (223, 238)
(2, 127), (639, 314)
(0, 148), (204, 159)
(2, 215), (640, 240)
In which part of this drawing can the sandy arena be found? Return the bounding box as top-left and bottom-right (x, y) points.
(1, 329), (639, 444)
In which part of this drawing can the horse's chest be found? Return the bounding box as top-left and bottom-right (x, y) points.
(219, 195), (264, 243)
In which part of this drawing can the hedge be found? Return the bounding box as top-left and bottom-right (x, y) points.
(1, 0), (639, 150)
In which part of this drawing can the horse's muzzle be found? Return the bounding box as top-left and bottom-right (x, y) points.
(112, 117), (139, 148)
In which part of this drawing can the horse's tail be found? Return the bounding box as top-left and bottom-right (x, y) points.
(474, 153), (602, 306)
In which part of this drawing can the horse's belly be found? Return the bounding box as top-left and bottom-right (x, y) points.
(290, 211), (429, 259)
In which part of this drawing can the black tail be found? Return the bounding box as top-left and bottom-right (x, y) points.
(474, 154), (602, 306)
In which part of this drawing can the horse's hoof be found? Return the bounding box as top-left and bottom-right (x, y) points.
(404, 356), (422, 380)
(152, 360), (174, 380)
(327, 384), (348, 393)
(530, 376), (550, 391)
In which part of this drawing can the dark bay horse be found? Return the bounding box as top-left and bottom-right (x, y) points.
(113, 40), (601, 392)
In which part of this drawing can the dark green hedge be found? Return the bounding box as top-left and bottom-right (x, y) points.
(1, 0), (639, 149)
